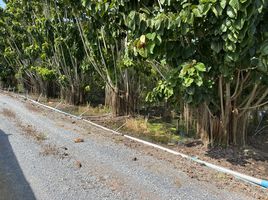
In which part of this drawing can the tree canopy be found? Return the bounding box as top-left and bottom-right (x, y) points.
(0, 0), (268, 146)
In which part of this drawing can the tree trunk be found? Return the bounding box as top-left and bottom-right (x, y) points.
(196, 103), (210, 146)
(105, 83), (136, 116)
(105, 85), (122, 116)
(65, 85), (82, 105)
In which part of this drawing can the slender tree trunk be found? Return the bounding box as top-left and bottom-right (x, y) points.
(224, 82), (231, 146)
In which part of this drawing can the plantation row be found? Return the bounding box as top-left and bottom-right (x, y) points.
(0, 0), (268, 146)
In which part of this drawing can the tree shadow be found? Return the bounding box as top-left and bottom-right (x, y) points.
(0, 129), (36, 200)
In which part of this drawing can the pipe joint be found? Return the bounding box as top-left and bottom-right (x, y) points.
(261, 180), (268, 188)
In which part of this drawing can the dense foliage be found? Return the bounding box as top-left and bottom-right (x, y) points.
(0, 0), (268, 146)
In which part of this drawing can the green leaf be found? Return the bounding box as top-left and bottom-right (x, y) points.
(138, 48), (148, 58)
(179, 63), (191, 77)
(229, 0), (240, 11)
(220, 23), (227, 32)
(212, 6), (218, 17)
(194, 62), (206, 72)
(200, 0), (217, 3)
(154, 18), (162, 30)
(160, 59), (167, 66)
(233, 18), (245, 30)
(260, 41), (268, 56)
(195, 76), (203, 86)
(224, 41), (236, 52)
(84, 85), (91, 92)
(192, 7), (202, 17)
(156, 35), (162, 45)
(82, 0), (90, 7)
(257, 57), (268, 73)
(200, 3), (212, 15)
(211, 41), (222, 53)
(220, 0), (227, 9)
(227, 6), (236, 18)
(146, 32), (156, 40)
(227, 33), (237, 43)
(184, 77), (194, 87)
(147, 42), (156, 54)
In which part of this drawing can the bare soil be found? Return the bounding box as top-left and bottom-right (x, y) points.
(1, 108), (16, 119)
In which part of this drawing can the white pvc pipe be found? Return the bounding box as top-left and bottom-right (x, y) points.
(8, 91), (268, 189)
(28, 99), (81, 120)
(124, 135), (191, 159)
(124, 135), (268, 188)
(18, 93), (121, 135)
(192, 158), (268, 188)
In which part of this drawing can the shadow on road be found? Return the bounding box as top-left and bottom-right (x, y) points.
(0, 129), (36, 200)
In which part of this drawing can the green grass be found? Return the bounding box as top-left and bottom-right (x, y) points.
(122, 117), (187, 145)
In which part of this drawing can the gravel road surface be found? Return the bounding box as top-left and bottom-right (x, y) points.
(0, 92), (252, 200)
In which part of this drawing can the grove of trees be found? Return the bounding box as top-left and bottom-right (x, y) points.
(0, 0), (268, 147)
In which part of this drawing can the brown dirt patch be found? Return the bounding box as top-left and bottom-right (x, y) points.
(40, 144), (60, 156)
(1, 108), (16, 119)
(105, 177), (124, 192)
(0, 107), (46, 142)
(97, 172), (159, 199)
(25, 103), (41, 113)
(173, 178), (182, 188)
(40, 144), (69, 159)
(20, 124), (47, 142)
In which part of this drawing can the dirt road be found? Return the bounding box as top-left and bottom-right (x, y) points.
(0, 93), (253, 200)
